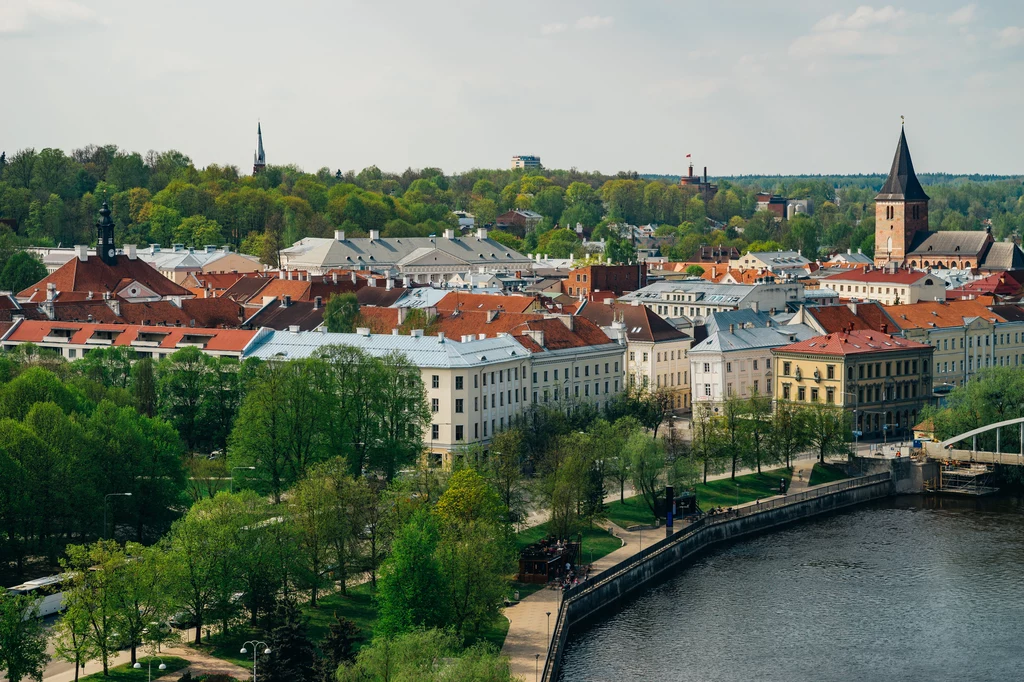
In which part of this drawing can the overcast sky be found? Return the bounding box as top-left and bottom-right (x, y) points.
(2, 1), (1022, 176)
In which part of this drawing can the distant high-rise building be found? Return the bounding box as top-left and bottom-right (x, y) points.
(253, 122), (266, 175)
(512, 155), (541, 170)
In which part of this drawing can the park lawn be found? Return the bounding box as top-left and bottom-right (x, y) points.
(808, 463), (850, 487)
(466, 613), (511, 650)
(516, 520), (623, 566)
(197, 582), (379, 667)
(603, 468), (795, 526)
(81, 656), (188, 681)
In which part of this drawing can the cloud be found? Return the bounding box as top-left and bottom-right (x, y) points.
(998, 26), (1024, 47)
(947, 4), (976, 25)
(813, 5), (905, 31)
(540, 23), (566, 35)
(0, 0), (96, 34)
(575, 16), (613, 31)
(791, 5), (909, 58)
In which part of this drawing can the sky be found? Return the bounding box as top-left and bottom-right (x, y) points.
(1, 0), (1023, 177)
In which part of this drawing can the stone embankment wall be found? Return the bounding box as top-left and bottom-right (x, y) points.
(542, 473), (892, 681)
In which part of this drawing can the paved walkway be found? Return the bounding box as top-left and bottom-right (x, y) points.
(39, 641), (249, 682)
(502, 521), (654, 681)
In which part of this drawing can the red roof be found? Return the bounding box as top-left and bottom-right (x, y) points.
(824, 269), (930, 284)
(772, 329), (931, 356)
(5, 320), (256, 352)
(433, 310), (544, 340)
(18, 255), (191, 300)
(509, 316), (613, 352)
(805, 304), (892, 334)
(435, 292), (540, 314)
(357, 307), (400, 333)
(946, 272), (1024, 298)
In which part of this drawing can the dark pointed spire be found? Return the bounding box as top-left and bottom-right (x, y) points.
(876, 126), (929, 202)
(255, 122), (265, 165)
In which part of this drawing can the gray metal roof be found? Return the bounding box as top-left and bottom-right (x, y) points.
(704, 309), (787, 335)
(688, 324), (817, 354)
(390, 288), (450, 308)
(243, 329), (529, 366)
(619, 281), (756, 305)
(876, 127), (929, 202)
(281, 234), (531, 271)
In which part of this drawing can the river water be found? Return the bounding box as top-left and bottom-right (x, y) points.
(557, 496), (1024, 682)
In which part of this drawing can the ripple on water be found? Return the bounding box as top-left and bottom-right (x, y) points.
(557, 496), (1024, 682)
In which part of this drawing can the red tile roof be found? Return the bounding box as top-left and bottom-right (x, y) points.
(17, 255), (191, 300)
(824, 269), (930, 284)
(884, 300), (1004, 330)
(435, 292), (540, 314)
(5, 320), (256, 352)
(433, 310), (544, 340)
(806, 304), (892, 334)
(772, 329), (931, 356)
(946, 272), (1024, 298)
(510, 316), (613, 351)
(577, 301), (687, 342)
(357, 307), (400, 333)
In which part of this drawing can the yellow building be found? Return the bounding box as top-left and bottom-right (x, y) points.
(771, 328), (934, 441)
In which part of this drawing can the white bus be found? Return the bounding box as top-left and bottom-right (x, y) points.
(7, 574), (67, 618)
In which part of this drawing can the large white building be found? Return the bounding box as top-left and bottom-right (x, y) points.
(689, 311), (816, 407)
(618, 280), (805, 327)
(280, 228), (532, 282)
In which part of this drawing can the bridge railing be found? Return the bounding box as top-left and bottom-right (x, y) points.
(540, 471), (891, 681)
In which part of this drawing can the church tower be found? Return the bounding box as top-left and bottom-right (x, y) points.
(253, 122), (266, 175)
(96, 202), (117, 266)
(874, 126), (929, 266)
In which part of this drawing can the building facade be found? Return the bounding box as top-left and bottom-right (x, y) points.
(825, 268), (945, 305)
(771, 329), (934, 441)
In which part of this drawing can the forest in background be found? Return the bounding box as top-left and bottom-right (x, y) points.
(1, 145), (1023, 271)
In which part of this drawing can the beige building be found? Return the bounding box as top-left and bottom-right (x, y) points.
(772, 328), (934, 441)
(824, 267), (945, 305)
(577, 300), (691, 410)
(885, 300), (1024, 392)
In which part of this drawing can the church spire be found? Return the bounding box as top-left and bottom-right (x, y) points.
(253, 122), (266, 175)
(875, 126), (929, 202)
(97, 201), (117, 266)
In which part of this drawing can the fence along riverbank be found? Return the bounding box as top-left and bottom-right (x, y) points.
(541, 472), (894, 681)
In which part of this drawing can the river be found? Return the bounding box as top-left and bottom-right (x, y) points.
(557, 496), (1024, 682)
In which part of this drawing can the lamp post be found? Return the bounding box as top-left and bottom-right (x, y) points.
(104, 492), (131, 539)
(545, 611), (551, 652)
(132, 657), (166, 682)
(240, 641), (272, 682)
(843, 390), (860, 454)
(230, 466), (256, 493)
(535, 652), (540, 681)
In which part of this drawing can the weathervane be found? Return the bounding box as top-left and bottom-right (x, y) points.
(901, 115), (905, 126)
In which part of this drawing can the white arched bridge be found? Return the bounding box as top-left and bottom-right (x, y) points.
(923, 416), (1024, 465)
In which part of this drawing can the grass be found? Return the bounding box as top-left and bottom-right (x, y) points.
(197, 581), (380, 668)
(808, 462), (850, 487)
(81, 656), (189, 681)
(516, 520), (624, 567)
(466, 613), (510, 650)
(602, 467), (796, 526)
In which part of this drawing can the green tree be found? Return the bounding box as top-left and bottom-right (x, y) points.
(0, 592), (48, 682)
(260, 599), (316, 682)
(769, 400), (809, 469)
(156, 346), (214, 454)
(743, 390), (774, 473)
(53, 596), (98, 682)
(0, 251), (46, 293)
(61, 541), (124, 675)
(806, 402), (852, 463)
(685, 264), (705, 277)
(324, 292), (360, 333)
(375, 509), (449, 636)
(626, 431), (666, 517)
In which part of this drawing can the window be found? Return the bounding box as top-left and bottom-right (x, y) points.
(605, 363), (609, 373)
(500, 392), (504, 406)
(544, 390), (549, 402)
(455, 399), (464, 413)
(484, 421), (488, 437)
(431, 398), (439, 413)
(630, 351), (636, 361)
(642, 352), (649, 363)
(726, 362), (732, 373)
(474, 374), (479, 388)
(585, 365), (590, 376)
(585, 384), (590, 396)
(69, 349), (77, 358)
(727, 383), (733, 396)
(615, 361), (619, 372)
(554, 369), (559, 380)
(703, 362), (710, 373)
(753, 380), (759, 393)
(483, 372), (488, 386)
(533, 391), (538, 404)
(475, 423), (479, 439)
(474, 396), (479, 411)
(431, 375), (439, 389)
(783, 384), (791, 399)
(543, 370), (549, 382)
(484, 395), (488, 409)
(491, 371), (495, 384)
(766, 358), (770, 369)
(455, 425), (464, 441)
(455, 375), (463, 390)
(826, 365), (835, 380)
(431, 424), (439, 440)
(810, 388), (818, 402)
(784, 362), (792, 376)
(798, 387), (806, 401)
(499, 370), (504, 382)
(657, 353), (661, 362)
(533, 372), (537, 383)
(605, 381), (609, 393)
(753, 359), (758, 371)
(575, 367), (580, 378)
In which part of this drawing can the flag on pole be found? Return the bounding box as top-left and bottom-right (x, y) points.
(686, 153), (691, 158)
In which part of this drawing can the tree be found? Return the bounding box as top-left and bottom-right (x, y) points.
(0, 592), (49, 682)
(743, 390), (774, 473)
(110, 543), (174, 664)
(53, 596), (99, 682)
(260, 599), (316, 682)
(156, 347), (213, 454)
(626, 431), (666, 518)
(685, 264), (705, 277)
(722, 396), (750, 479)
(487, 428), (527, 526)
(806, 402), (851, 463)
(314, 614), (361, 682)
(769, 400), (809, 469)
(692, 402), (725, 484)
(324, 292), (360, 333)
(290, 471), (336, 607)
(605, 416), (640, 502)
(370, 352), (430, 481)
(61, 541), (124, 675)
(0, 251), (46, 293)
(375, 509), (448, 636)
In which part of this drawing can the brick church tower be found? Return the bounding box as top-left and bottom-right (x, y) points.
(873, 126), (930, 266)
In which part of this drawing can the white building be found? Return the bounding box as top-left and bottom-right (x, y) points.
(824, 267), (946, 305)
(618, 280), (805, 327)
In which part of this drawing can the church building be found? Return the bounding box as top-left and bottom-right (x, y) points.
(873, 127), (1023, 273)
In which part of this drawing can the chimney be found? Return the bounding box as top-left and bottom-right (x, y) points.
(444, 228), (455, 239)
(402, 275), (410, 288)
(437, 332), (446, 343)
(368, 277), (377, 287)
(478, 333), (486, 340)
(881, 323), (888, 335)
(288, 325), (300, 333)
(729, 324), (735, 333)
(223, 244), (232, 253)
(204, 245), (216, 254)
(173, 243), (184, 252)
(751, 301), (759, 313)
(314, 295), (323, 309)
(107, 298), (120, 317)
(386, 278), (394, 291)
(486, 309), (499, 323)
(351, 271), (358, 284)
(397, 307), (409, 325)
(703, 166), (707, 183)
(76, 245), (89, 262)
(279, 270), (286, 280)
(281, 295), (291, 307)
(369, 229), (380, 241)
(476, 227), (488, 240)
(357, 327), (371, 336)
(411, 329), (424, 337)
(334, 230), (345, 241)
(46, 282), (56, 301)
(125, 244), (137, 260)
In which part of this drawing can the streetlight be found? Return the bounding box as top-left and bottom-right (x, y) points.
(240, 641), (272, 682)
(104, 493), (132, 539)
(535, 652), (540, 681)
(230, 466), (256, 493)
(545, 612), (551, 652)
(133, 657), (166, 682)
(843, 390), (860, 454)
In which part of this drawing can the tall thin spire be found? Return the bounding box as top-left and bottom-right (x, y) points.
(253, 121), (266, 175)
(875, 126), (928, 202)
